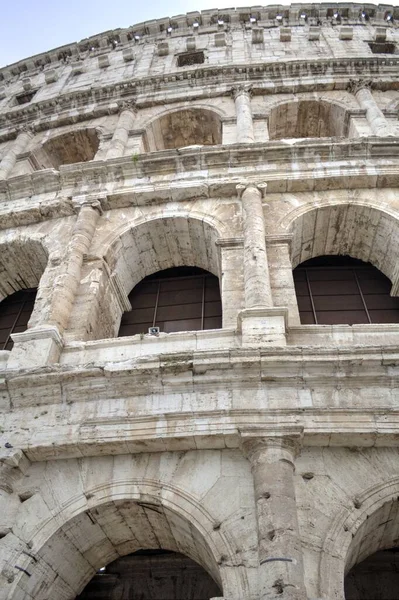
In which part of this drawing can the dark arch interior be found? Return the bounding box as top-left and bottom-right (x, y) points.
(293, 255), (399, 325)
(268, 100), (347, 140)
(76, 549), (222, 600)
(118, 267), (222, 337)
(0, 288), (37, 350)
(143, 109), (222, 151)
(32, 129), (100, 169)
(345, 548), (399, 600)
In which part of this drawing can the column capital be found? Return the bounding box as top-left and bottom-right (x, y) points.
(117, 98), (137, 114)
(239, 426), (304, 466)
(17, 123), (35, 136)
(236, 181), (267, 199)
(347, 78), (373, 95)
(231, 84), (253, 100)
(72, 195), (106, 215)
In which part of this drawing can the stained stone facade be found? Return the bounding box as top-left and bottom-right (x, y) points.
(1, 3), (399, 599)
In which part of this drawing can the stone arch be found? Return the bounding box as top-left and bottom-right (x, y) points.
(0, 236), (48, 302)
(6, 480), (248, 600)
(143, 106), (223, 151)
(285, 201), (399, 286)
(319, 477), (399, 599)
(73, 212), (225, 340)
(268, 98), (349, 140)
(30, 127), (100, 169)
(104, 213), (222, 290)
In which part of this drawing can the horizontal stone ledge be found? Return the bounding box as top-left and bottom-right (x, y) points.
(1, 62), (399, 138)
(0, 140), (399, 223)
(5, 409), (399, 462)
(1, 342), (399, 408)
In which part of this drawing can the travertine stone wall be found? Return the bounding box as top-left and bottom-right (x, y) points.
(0, 4), (399, 600)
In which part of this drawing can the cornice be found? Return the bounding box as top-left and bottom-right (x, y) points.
(1, 3), (398, 78)
(4, 407), (399, 462)
(1, 56), (399, 139)
(0, 138), (398, 229)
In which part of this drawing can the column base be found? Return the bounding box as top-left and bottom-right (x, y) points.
(8, 326), (63, 368)
(238, 307), (288, 347)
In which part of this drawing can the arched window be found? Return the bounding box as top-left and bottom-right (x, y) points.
(118, 267), (222, 337)
(293, 256), (399, 325)
(0, 288), (37, 350)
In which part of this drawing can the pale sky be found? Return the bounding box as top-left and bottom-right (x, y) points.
(0, 0), (294, 68)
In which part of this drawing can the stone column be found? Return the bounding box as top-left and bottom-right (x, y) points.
(237, 183), (272, 308)
(47, 199), (102, 333)
(233, 86), (255, 143)
(240, 429), (306, 600)
(0, 127), (33, 180)
(106, 101), (136, 159)
(349, 80), (392, 137)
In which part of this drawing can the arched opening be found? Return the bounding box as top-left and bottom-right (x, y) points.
(293, 255), (399, 325)
(143, 109), (222, 151)
(288, 203), (399, 287)
(268, 100), (348, 140)
(118, 266), (222, 336)
(344, 499), (399, 599)
(9, 498), (224, 600)
(0, 288), (37, 350)
(0, 238), (48, 346)
(31, 128), (100, 169)
(345, 548), (399, 599)
(80, 216), (222, 341)
(76, 549), (222, 599)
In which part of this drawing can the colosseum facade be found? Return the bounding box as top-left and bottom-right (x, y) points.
(1, 3), (399, 599)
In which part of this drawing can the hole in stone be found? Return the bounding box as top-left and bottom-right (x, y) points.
(15, 90), (37, 105)
(263, 492), (271, 499)
(177, 51), (204, 67)
(368, 41), (397, 54)
(19, 491), (34, 503)
(302, 472), (314, 481)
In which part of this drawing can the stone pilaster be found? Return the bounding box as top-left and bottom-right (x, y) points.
(233, 86), (255, 144)
(47, 198), (103, 333)
(9, 198), (102, 367)
(240, 428), (307, 600)
(0, 127), (34, 180)
(348, 80), (392, 137)
(236, 183), (287, 345)
(238, 182), (272, 309)
(106, 101), (136, 159)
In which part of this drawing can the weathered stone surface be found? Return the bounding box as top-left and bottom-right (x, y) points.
(0, 4), (399, 600)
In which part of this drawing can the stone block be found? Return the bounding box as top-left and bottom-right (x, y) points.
(252, 28), (264, 44)
(280, 27), (291, 42)
(308, 26), (320, 41)
(8, 326), (63, 369)
(21, 77), (32, 91)
(98, 54), (110, 69)
(70, 60), (85, 75)
(45, 69), (58, 84)
(214, 32), (226, 47)
(186, 36), (196, 51)
(339, 26), (353, 40)
(374, 27), (387, 42)
(157, 41), (169, 56)
(122, 48), (134, 62)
